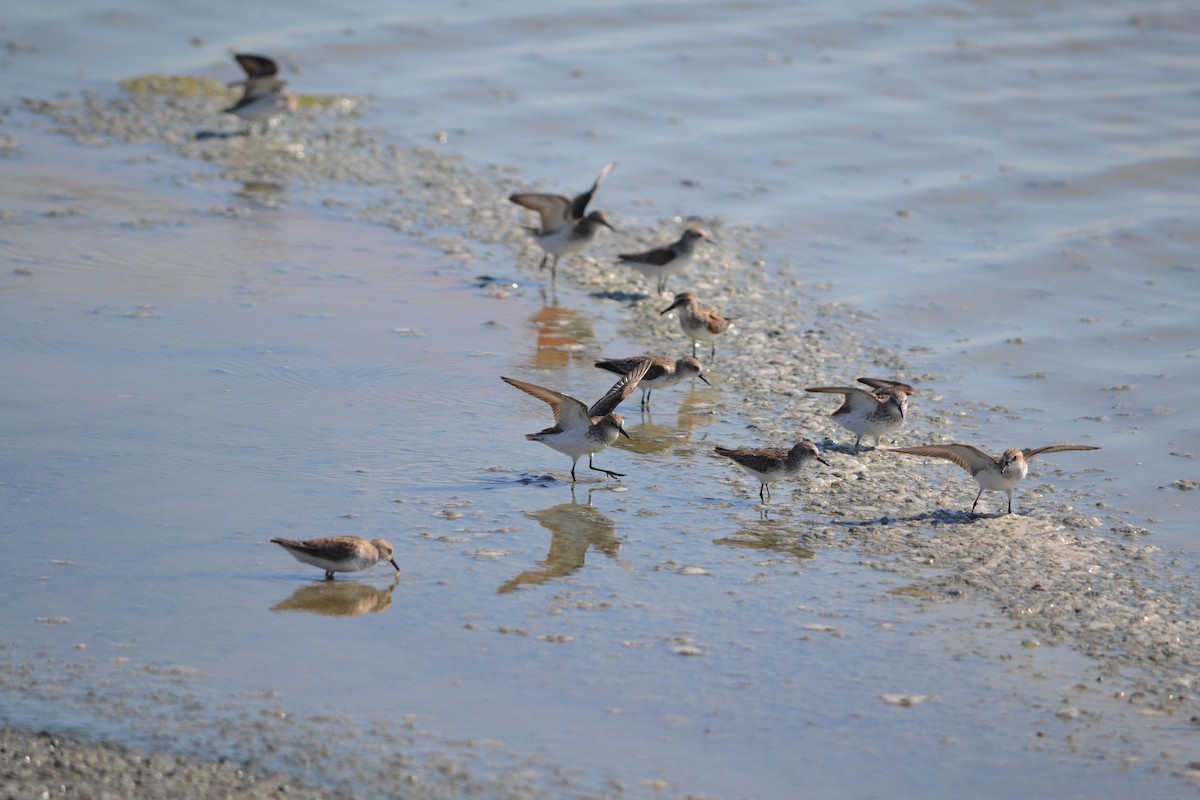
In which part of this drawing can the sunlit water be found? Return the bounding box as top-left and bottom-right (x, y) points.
(2, 1), (1198, 797)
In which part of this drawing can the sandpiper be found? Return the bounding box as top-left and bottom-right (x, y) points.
(509, 162), (616, 281)
(714, 440), (830, 503)
(617, 226), (710, 295)
(593, 354), (710, 409)
(501, 358), (651, 482)
(806, 378), (915, 450)
(890, 443), (1100, 516)
(225, 54), (297, 132)
(660, 292), (732, 359)
(271, 536), (399, 580)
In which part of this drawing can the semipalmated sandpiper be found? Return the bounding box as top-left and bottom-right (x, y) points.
(660, 291), (732, 359)
(271, 536), (399, 579)
(890, 443), (1099, 516)
(502, 357), (651, 481)
(225, 54), (297, 132)
(806, 378), (915, 450)
(594, 354), (710, 409)
(714, 440), (830, 503)
(617, 226), (710, 294)
(509, 162), (616, 281)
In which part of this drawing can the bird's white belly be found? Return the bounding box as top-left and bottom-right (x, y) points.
(532, 426), (612, 459)
(288, 551), (369, 573)
(536, 227), (579, 257)
(732, 463), (786, 484)
(681, 318), (717, 342)
(230, 94), (288, 121)
(974, 464), (1027, 492)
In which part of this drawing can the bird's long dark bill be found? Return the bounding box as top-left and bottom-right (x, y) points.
(698, 374), (712, 386)
(600, 218), (616, 231)
(618, 426), (631, 440)
(817, 456), (831, 466)
(389, 559), (401, 572)
(660, 302), (680, 315)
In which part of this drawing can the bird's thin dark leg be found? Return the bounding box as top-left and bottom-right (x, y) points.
(1006, 492), (1013, 514)
(570, 461), (578, 482)
(710, 341), (716, 360)
(691, 340), (698, 358)
(588, 454), (624, 480)
(970, 489), (983, 517)
(324, 570), (335, 580)
(537, 253), (549, 271)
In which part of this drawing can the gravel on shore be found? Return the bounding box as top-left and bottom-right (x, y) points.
(0, 727), (328, 800)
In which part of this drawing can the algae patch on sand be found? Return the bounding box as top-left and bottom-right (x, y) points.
(120, 74), (352, 110)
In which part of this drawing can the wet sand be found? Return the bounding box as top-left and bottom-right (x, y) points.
(3, 31), (1200, 800)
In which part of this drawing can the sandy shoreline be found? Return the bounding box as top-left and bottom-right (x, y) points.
(3, 74), (1199, 795)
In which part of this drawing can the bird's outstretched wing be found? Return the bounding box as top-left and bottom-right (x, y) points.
(234, 53), (280, 79)
(571, 161), (616, 220)
(508, 193), (574, 234)
(501, 376), (591, 430)
(891, 443), (996, 475)
(1022, 444), (1099, 460)
(857, 377), (915, 395)
(589, 357), (651, 417)
(805, 385), (881, 415)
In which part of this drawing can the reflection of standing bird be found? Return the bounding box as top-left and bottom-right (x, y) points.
(498, 498), (619, 593)
(594, 354), (710, 409)
(805, 378), (914, 450)
(271, 536), (399, 580)
(270, 581), (395, 616)
(225, 54), (297, 132)
(660, 292), (732, 359)
(617, 226), (710, 294)
(501, 358), (650, 481)
(890, 442), (1099, 516)
(509, 162), (616, 281)
(714, 440), (830, 503)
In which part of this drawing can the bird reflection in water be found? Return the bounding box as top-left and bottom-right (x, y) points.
(499, 489), (620, 593)
(527, 301), (594, 370)
(614, 385), (722, 458)
(270, 579), (397, 617)
(675, 387), (721, 432)
(234, 182), (286, 208)
(713, 518), (817, 562)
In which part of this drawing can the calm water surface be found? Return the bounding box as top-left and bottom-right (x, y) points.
(2, 0), (1198, 797)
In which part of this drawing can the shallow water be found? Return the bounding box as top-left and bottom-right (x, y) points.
(2, 1), (1199, 798)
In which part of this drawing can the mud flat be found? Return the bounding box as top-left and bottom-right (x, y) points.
(5, 75), (1200, 793)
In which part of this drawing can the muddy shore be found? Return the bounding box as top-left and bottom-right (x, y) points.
(4, 74), (1200, 794)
